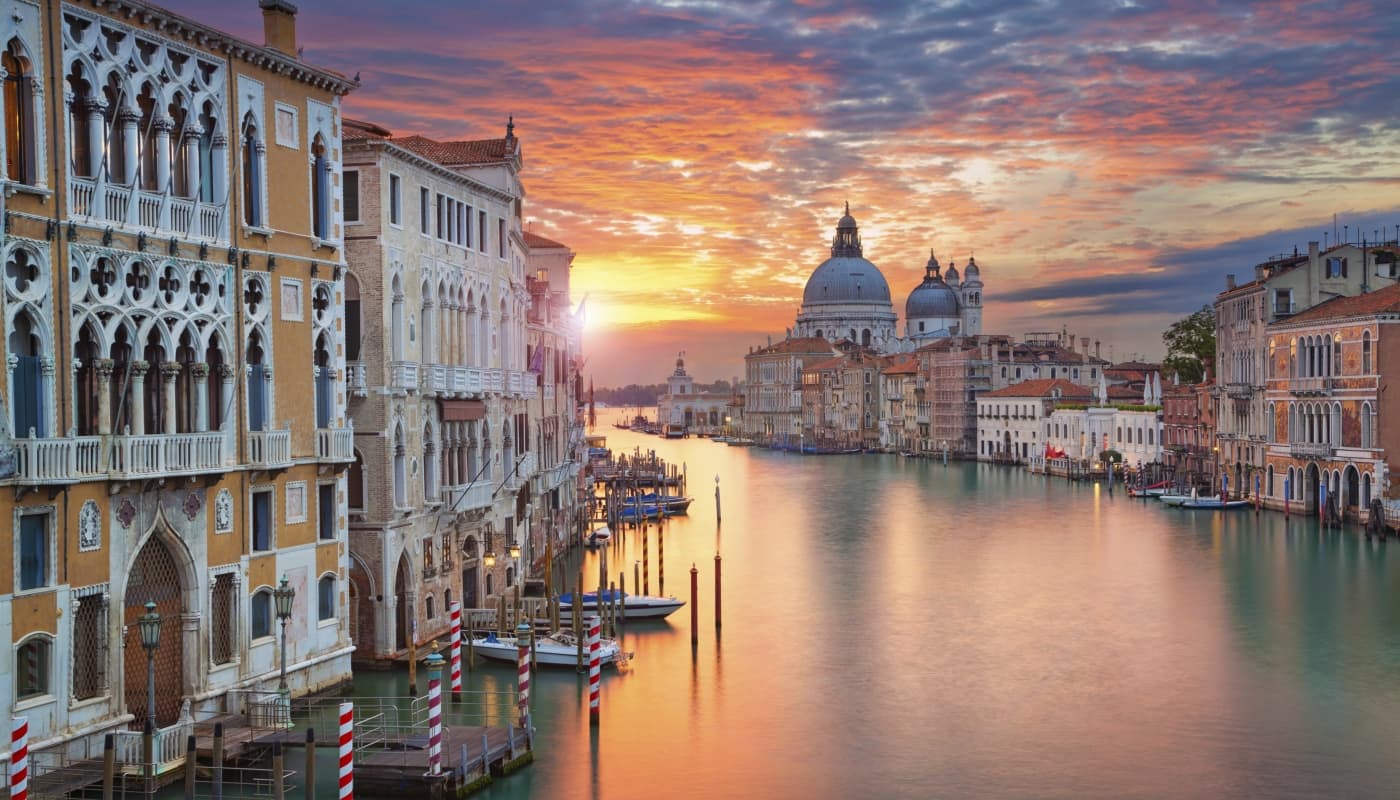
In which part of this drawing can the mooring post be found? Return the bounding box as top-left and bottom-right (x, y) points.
(11, 716), (28, 800)
(633, 561), (640, 602)
(497, 594), (507, 636)
(425, 650), (444, 776)
(658, 525), (665, 595)
(408, 625), (419, 697)
(304, 728), (316, 800)
(574, 586), (585, 672)
(481, 732), (490, 775)
(610, 581), (620, 637)
(184, 734), (197, 799)
(516, 622), (532, 729)
(102, 732), (115, 800)
(690, 564), (699, 646)
(715, 552), (723, 629)
(337, 703), (354, 800)
(619, 571), (627, 625)
(588, 614), (602, 725)
(643, 523), (650, 595)
(530, 614), (539, 678)
(212, 722), (225, 800)
(449, 601), (463, 703)
(272, 740), (285, 800)
(715, 474), (721, 525)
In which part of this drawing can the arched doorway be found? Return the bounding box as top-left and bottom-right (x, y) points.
(394, 553), (412, 652)
(461, 534), (480, 611)
(1345, 465), (1360, 519)
(348, 555), (375, 657)
(1305, 463), (1320, 514)
(123, 533), (187, 728)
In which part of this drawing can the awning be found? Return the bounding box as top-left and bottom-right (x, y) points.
(440, 399), (486, 421)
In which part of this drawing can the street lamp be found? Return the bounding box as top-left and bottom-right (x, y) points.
(274, 575), (295, 695)
(483, 522), (497, 567)
(138, 600), (161, 724)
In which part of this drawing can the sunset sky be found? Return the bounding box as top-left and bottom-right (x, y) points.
(175, 0), (1400, 387)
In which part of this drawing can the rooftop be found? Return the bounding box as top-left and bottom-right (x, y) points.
(981, 379), (1093, 400)
(1284, 280), (1400, 325)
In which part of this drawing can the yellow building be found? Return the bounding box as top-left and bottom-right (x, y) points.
(0, 0), (356, 759)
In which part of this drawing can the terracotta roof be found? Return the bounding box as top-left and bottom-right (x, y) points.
(805, 356), (847, 371)
(881, 355), (918, 375)
(980, 379), (1093, 400)
(1107, 386), (1146, 400)
(343, 118), (391, 142)
(391, 135), (514, 165)
(524, 231), (568, 250)
(1284, 281), (1400, 325)
(749, 337), (835, 357)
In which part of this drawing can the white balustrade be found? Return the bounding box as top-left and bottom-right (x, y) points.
(137, 191), (162, 228)
(444, 481), (494, 512)
(427, 365), (449, 394)
(347, 361), (368, 397)
(168, 197), (195, 235)
(113, 720), (193, 775)
(12, 436), (105, 483)
(317, 427), (355, 462)
(66, 176), (228, 242)
(69, 176), (95, 217)
(389, 361), (419, 392)
(107, 432), (226, 478)
(198, 203), (223, 239)
(247, 429), (292, 468)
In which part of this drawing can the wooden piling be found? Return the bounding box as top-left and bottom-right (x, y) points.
(185, 734), (197, 799)
(272, 740), (285, 800)
(715, 477), (722, 525)
(212, 722), (225, 800)
(634, 561), (640, 600)
(304, 728), (316, 800)
(643, 523), (650, 595)
(574, 584), (584, 672)
(658, 525), (665, 596)
(142, 718), (154, 790)
(714, 552), (722, 629)
(101, 733), (115, 800)
(408, 632), (418, 696)
(498, 594), (507, 636)
(690, 564), (699, 646)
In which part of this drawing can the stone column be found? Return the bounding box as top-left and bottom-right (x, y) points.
(219, 364), (236, 462)
(119, 108), (139, 187)
(183, 126), (203, 199)
(161, 362), (181, 434)
(154, 117), (172, 192)
(129, 361), (149, 435)
(210, 134), (228, 208)
(96, 359), (115, 435)
(86, 100), (107, 178)
(191, 363), (211, 432)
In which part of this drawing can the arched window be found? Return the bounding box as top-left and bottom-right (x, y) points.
(16, 634), (52, 699)
(4, 40), (35, 184)
(318, 575), (336, 621)
(425, 595), (436, 620)
(1266, 403), (1275, 442)
(314, 330), (333, 428)
(1362, 331), (1372, 374)
(1267, 465), (1275, 497)
(102, 73), (128, 184)
(1332, 336), (1341, 377)
(1331, 402), (1342, 447)
(390, 274), (405, 361)
(311, 133), (329, 238)
(67, 63), (95, 178)
(251, 589), (273, 639)
(9, 306), (46, 438)
(246, 328), (269, 431)
(242, 112), (262, 226)
(136, 83), (158, 190)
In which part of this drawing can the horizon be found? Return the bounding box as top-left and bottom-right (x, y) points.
(168, 0), (1400, 386)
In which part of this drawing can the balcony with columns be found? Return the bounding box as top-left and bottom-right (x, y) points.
(316, 426), (355, 463)
(443, 481), (494, 513)
(1289, 441), (1335, 459)
(247, 429), (293, 469)
(65, 106), (230, 243)
(1288, 377), (1333, 396)
(347, 361), (368, 398)
(389, 361), (420, 393)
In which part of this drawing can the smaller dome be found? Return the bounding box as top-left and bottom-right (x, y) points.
(964, 257), (981, 282)
(945, 264), (960, 285)
(906, 280), (961, 319)
(836, 201), (856, 230)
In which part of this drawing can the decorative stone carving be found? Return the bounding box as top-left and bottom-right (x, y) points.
(79, 499), (101, 551)
(214, 488), (233, 533)
(183, 491), (202, 521)
(117, 498), (137, 529)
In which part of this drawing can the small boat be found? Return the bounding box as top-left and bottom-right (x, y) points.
(585, 526), (612, 547)
(470, 631), (629, 668)
(624, 493), (693, 515)
(559, 590), (685, 620)
(618, 504), (664, 522)
(1158, 493), (1199, 507)
(1180, 497), (1252, 510)
(712, 436), (731, 444)
(726, 438), (755, 447)
(1129, 480), (1171, 498)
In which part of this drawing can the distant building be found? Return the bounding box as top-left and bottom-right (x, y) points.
(657, 354), (733, 435)
(977, 379), (1092, 462)
(742, 337), (837, 442)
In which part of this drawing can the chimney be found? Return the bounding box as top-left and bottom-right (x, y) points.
(1080, 336), (1089, 355)
(1094, 340), (1101, 359)
(259, 0), (299, 56)
(1225, 273), (1236, 290)
(1308, 240), (1319, 259)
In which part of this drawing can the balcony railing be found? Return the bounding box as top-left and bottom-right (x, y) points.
(389, 361), (419, 392)
(1224, 382), (1254, 399)
(1289, 441), (1334, 459)
(316, 427), (355, 462)
(107, 432), (227, 478)
(69, 176), (226, 241)
(1288, 377), (1333, 396)
(247, 429), (292, 469)
(444, 480), (494, 513)
(347, 361), (368, 398)
(12, 436), (106, 483)
(423, 364), (449, 395)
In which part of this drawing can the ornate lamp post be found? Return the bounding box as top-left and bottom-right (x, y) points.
(483, 522), (497, 568)
(138, 600), (161, 724)
(274, 575), (295, 695)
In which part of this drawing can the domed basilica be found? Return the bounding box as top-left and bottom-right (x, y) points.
(793, 205), (984, 352)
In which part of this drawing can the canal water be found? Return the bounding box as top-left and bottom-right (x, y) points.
(354, 428), (1400, 799)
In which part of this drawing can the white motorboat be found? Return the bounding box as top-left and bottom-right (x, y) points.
(469, 630), (628, 668)
(585, 525), (612, 548)
(560, 590), (685, 620)
(1158, 494), (1195, 507)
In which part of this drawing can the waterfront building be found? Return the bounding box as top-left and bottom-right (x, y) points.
(1214, 241), (1397, 503)
(340, 117), (552, 662)
(742, 336), (837, 442)
(1261, 277), (1400, 520)
(797, 346), (883, 449)
(976, 379), (1092, 463)
(791, 205), (985, 352)
(1161, 379), (1216, 485)
(879, 354), (919, 451)
(0, 0), (356, 750)
(656, 353), (733, 435)
(1041, 381), (1163, 468)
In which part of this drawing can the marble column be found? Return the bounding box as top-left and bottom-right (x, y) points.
(96, 359), (115, 435)
(191, 362), (210, 432)
(161, 362), (181, 435)
(129, 361), (149, 435)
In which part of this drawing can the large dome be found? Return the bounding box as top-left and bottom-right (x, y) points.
(802, 256), (893, 306)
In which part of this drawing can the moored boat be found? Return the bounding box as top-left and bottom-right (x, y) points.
(726, 438), (755, 447)
(1180, 497), (1252, 510)
(1158, 493), (1199, 507)
(623, 493), (693, 515)
(618, 504), (664, 522)
(559, 590), (686, 620)
(585, 525), (612, 547)
(470, 631), (628, 667)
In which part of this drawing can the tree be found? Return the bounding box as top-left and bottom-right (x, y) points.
(1162, 305), (1215, 384)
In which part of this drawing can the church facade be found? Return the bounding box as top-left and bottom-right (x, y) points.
(792, 206), (984, 352)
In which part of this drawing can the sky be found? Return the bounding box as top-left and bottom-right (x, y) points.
(171, 0), (1400, 387)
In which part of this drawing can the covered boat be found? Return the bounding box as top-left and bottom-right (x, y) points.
(560, 590), (685, 620)
(470, 631), (628, 667)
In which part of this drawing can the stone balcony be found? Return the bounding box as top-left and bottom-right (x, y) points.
(1288, 377), (1333, 396)
(69, 176), (226, 242)
(316, 427), (355, 463)
(389, 361), (419, 393)
(1289, 441), (1335, 459)
(1224, 382), (1255, 399)
(246, 429), (292, 469)
(443, 481), (494, 513)
(347, 361), (368, 398)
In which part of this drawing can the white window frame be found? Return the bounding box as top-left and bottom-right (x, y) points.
(273, 102), (299, 149)
(250, 586), (276, 642)
(285, 480), (308, 524)
(317, 572), (338, 625)
(14, 632), (56, 710)
(14, 505), (56, 595)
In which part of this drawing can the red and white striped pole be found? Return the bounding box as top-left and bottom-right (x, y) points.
(337, 702), (354, 800)
(449, 601), (463, 702)
(10, 716), (28, 800)
(424, 651), (444, 776)
(587, 615), (601, 725)
(515, 622), (532, 729)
